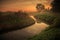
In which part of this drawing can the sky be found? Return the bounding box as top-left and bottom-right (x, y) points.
(0, 0), (53, 12)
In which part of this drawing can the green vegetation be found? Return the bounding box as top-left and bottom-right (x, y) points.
(28, 0), (60, 40)
(34, 13), (56, 25)
(28, 27), (60, 40)
(28, 12), (60, 40)
(0, 11), (35, 33)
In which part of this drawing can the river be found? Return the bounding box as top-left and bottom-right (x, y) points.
(0, 15), (49, 40)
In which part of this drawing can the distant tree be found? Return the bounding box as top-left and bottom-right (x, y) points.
(36, 3), (45, 12)
(14, 11), (28, 18)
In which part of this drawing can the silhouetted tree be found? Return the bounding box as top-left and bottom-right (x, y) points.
(51, 0), (60, 13)
(51, 0), (60, 28)
(36, 3), (45, 12)
(51, 0), (60, 39)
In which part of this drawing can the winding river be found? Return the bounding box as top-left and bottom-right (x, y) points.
(0, 15), (49, 40)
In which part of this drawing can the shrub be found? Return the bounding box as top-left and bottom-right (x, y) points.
(34, 13), (56, 25)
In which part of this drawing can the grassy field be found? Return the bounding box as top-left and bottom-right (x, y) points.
(0, 11), (35, 34)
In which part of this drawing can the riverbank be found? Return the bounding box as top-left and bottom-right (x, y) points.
(0, 22), (49, 40)
(0, 11), (35, 34)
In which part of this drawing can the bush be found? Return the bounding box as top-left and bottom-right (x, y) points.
(34, 13), (56, 25)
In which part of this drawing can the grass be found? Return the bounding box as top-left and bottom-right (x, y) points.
(34, 13), (56, 25)
(28, 27), (60, 40)
(0, 11), (35, 34)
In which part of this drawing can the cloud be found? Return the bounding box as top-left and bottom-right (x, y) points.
(0, 0), (53, 12)
(0, 0), (36, 2)
(0, 0), (38, 5)
(0, 0), (53, 4)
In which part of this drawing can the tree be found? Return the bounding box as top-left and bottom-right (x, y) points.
(28, 0), (60, 40)
(36, 3), (45, 12)
(51, 0), (60, 13)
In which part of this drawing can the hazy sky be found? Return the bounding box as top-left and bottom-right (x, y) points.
(0, 0), (53, 12)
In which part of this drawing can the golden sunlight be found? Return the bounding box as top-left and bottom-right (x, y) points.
(0, 0), (53, 12)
